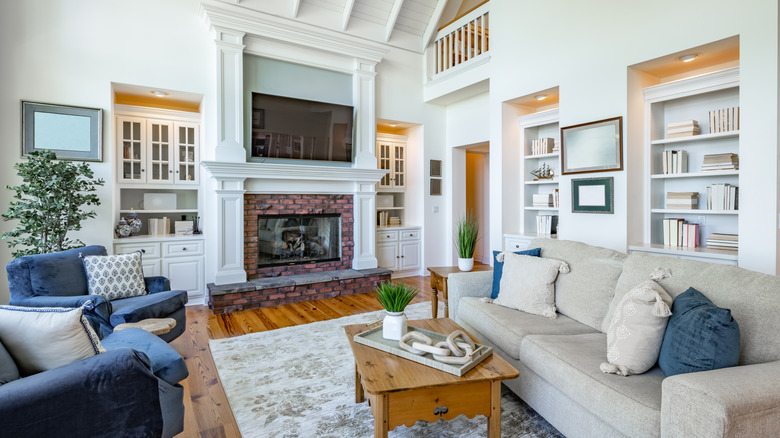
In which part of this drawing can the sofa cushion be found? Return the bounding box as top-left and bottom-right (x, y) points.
(0, 341), (20, 385)
(457, 296), (597, 360)
(490, 248), (541, 299)
(0, 304), (105, 375)
(102, 327), (188, 385)
(83, 252), (147, 301)
(529, 238), (626, 331)
(495, 253), (567, 319)
(521, 332), (664, 437)
(22, 245), (108, 298)
(109, 289), (188, 326)
(659, 287), (740, 376)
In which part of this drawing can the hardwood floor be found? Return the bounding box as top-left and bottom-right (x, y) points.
(169, 276), (434, 437)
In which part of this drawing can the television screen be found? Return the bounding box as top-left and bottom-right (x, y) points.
(250, 93), (354, 163)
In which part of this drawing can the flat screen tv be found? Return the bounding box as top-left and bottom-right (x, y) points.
(250, 93), (354, 163)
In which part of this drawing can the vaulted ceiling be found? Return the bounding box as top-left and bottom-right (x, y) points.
(218, 0), (466, 53)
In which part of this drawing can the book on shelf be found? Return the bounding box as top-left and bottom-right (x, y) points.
(709, 107), (740, 133)
(662, 150), (687, 174)
(662, 218), (699, 248)
(706, 233), (738, 251)
(666, 192), (698, 209)
(532, 193), (554, 207)
(666, 120), (700, 139)
(531, 138), (556, 155)
(553, 188), (559, 208)
(667, 120), (699, 130)
(536, 214), (558, 235)
(702, 153), (739, 171)
(706, 184), (738, 210)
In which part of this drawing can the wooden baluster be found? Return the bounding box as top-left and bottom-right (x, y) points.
(482, 13), (488, 52)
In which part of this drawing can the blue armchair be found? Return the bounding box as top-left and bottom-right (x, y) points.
(6, 245), (188, 342)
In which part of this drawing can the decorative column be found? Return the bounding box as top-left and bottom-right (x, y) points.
(352, 182), (379, 269)
(213, 177), (247, 285)
(213, 27), (247, 163)
(352, 59), (378, 169)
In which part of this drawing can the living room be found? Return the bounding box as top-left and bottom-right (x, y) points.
(1, 0), (779, 437)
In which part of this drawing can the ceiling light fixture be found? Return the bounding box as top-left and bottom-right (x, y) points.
(150, 90), (169, 97)
(679, 54), (699, 63)
(388, 122), (398, 127)
(535, 95), (547, 101)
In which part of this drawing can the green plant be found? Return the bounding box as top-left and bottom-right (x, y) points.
(455, 211), (479, 258)
(372, 281), (419, 313)
(1, 150), (105, 257)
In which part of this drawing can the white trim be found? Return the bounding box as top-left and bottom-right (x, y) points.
(385, 0), (405, 42)
(518, 109), (560, 129)
(201, 161), (388, 183)
(643, 66), (739, 102)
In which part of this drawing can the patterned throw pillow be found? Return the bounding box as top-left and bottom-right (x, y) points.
(490, 248), (542, 299)
(83, 252), (147, 301)
(601, 279), (673, 376)
(492, 252), (569, 319)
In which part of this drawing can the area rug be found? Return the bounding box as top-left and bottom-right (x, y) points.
(209, 302), (563, 438)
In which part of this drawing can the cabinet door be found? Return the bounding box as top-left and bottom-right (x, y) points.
(392, 142), (405, 188)
(175, 123), (199, 184)
(163, 256), (204, 295)
(399, 240), (420, 271)
(376, 242), (398, 271)
(377, 142), (393, 189)
(142, 259), (162, 277)
(147, 120), (174, 183)
(118, 117), (146, 183)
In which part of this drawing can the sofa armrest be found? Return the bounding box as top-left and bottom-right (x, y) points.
(145, 276), (171, 294)
(661, 360), (780, 437)
(447, 271), (493, 321)
(0, 348), (166, 437)
(8, 295), (110, 319)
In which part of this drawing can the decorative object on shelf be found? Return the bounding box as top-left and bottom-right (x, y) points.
(530, 163), (554, 180)
(142, 193), (177, 210)
(455, 211), (479, 271)
(115, 218), (131, 238)
(1, 150), (105, 257)
(21, 101), (103, 161)
(174, 220), (193, 236)
(572, 177), (614, 214)
(398, 330), (478, 365)
(372, 281), (419, 340)
(561, 116), (623, 175)
(126, 210), (142, 236)
(193, 216), (202, 234)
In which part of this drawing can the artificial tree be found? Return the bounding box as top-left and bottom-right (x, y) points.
(1, 150), (105, 257)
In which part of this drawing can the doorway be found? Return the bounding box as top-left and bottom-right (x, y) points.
(465, 144), (490, 264)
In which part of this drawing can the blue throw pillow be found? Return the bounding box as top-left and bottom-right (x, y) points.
(658, 287), (740, 376)
(491, 248), (542, 299)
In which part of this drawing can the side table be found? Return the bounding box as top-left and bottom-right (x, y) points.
(427, 265), (492, 318)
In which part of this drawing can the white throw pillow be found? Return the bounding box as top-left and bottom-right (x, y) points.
(0, 304), (105, 376)
(493, 252), (569, 319)
(601, 279), (673, 376)
(83, 251), (147, 301)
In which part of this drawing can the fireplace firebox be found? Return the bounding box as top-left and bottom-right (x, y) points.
(256, 214), (341, 267)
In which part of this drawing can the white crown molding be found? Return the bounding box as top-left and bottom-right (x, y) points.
(199, 1), (388, 64)
(518, 109), (560, 129)
(201, 161), (388, 183)
(643, 66), (740, 102)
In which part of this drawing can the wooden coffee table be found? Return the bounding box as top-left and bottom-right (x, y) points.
(428, 265), (492, 318)
(345, 318), (518, 437)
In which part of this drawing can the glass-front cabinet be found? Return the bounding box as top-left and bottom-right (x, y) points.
(176, 123), (198, 183)
(120, 117), (145, 182)
(117, 116), (198, 185)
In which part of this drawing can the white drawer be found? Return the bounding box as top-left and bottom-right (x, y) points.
(163, 240), (204, 257)
(504, 237), (530, 251)
(377, 230), (399, 242)
(115, 242), (161, 259)
(400, 229), (420, 241)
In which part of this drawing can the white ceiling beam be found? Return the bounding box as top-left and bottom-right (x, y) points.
(342, 0), (356, 30)
(291, 0), (301, 17)
(421, 0), (448, 51)
(384, 0), (405, 42)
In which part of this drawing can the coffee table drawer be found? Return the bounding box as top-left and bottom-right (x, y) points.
(386, 381), (490, 429)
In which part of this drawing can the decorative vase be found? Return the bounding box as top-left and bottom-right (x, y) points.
(115, 219), (131, 238)
(458, 257), (474, 272)
(126, 210), (142, 236)
(382, 311), (407, 340)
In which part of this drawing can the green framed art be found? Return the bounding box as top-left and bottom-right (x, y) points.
(572, 177), (613, 214)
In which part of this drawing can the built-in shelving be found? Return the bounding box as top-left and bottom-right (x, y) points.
(519, 109), (560, 237)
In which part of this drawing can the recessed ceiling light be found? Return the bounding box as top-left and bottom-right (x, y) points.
(535, 95), (547, 101)
(679, 54), (699, 63)
(388, 122), (398, 127)
(150, 90), (169, 97)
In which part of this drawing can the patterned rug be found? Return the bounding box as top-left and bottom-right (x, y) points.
(209, 302), (562, 438)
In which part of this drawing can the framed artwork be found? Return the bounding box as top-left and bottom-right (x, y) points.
(22, 101), (103, 161)
(560, 116), (622, 175)
(430, 159), (442, 177)
(572, 177), (614, 214)
(430, 178), (442, 196)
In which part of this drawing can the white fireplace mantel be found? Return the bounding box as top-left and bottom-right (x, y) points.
(201, 161), (388, 183)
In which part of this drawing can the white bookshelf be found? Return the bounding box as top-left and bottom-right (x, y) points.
(519, 109), (560, 237)
(632, 67), (739, 264)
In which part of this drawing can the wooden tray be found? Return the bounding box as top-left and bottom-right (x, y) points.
(353, 326), (493, 376)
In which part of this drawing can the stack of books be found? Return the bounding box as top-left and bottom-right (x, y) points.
(706, 233), (738, 251)
(709, 107), (740, 133)
(706, 184), (738, 210)
(661, 150), (687, 174)
(662, 218), (699, 248)
(531, 138), (556, 155)
(536, 215), (558, 235)
(666, 192), (698, 210)
(533, 193), (554, 207)
(553, 139), (560, 152)
(701, 153), (739, 171)
(667, 120), (700, 138)
(389, 217), (401, 226)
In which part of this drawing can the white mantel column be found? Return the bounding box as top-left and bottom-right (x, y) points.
(352, 59), (378, 169)
(213, 27), (247, 163)
(353, 182), (379, 269)
(213, 177), (247, 285)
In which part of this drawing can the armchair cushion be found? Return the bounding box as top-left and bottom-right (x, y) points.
(0, 341), (20, 385)
(145, 276), (172, 294)
(102, 328), (188, 385)
(7, 245), (107, 300)
(83, 252), (147, 300)
(110, 289), (188, 326)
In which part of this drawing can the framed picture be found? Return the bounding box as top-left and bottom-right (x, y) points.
(22, 101), (103, 161)
(430, 178), (442, 196)
(560, 116), (622, 175)
(572, 177), (614, 214)
(430, 159), (442, 177)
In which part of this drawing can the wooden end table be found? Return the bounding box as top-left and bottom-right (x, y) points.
(113, 317), (177, 335)
(345, 318), (518, 438)
(428, 265), (492, 318)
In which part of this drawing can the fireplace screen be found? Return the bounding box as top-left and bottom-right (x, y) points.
(257, 214), (341, 267)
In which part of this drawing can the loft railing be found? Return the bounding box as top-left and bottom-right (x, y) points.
(432, 2), (489, 78)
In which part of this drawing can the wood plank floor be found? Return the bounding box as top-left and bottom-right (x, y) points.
(169, 276), (434, 437)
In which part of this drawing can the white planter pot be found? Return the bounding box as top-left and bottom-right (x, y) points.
(458, 257), (474, 272)
(382, 311), (407, 340)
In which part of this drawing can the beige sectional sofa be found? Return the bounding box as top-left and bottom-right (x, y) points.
(448, 238), (780, 438)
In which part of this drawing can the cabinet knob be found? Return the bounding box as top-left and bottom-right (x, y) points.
(182, 247), (187, 251)
(401, 255), (404, 258)
(141, 168), (145, 172)
(515, 245), (520, 248)
(409, 234), (413, 237)
(386, 235), (390, 238)
(396, 256), (400, 258)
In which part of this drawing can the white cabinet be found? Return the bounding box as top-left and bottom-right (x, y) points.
(519, 109), (560, 236)
(377, 134), (407, 190)
(376, 226), (421, 276)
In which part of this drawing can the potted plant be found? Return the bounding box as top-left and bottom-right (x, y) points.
(455, 211), (479, 271)
(1, 151), (104, 257)
(373, 281), (419, 340)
